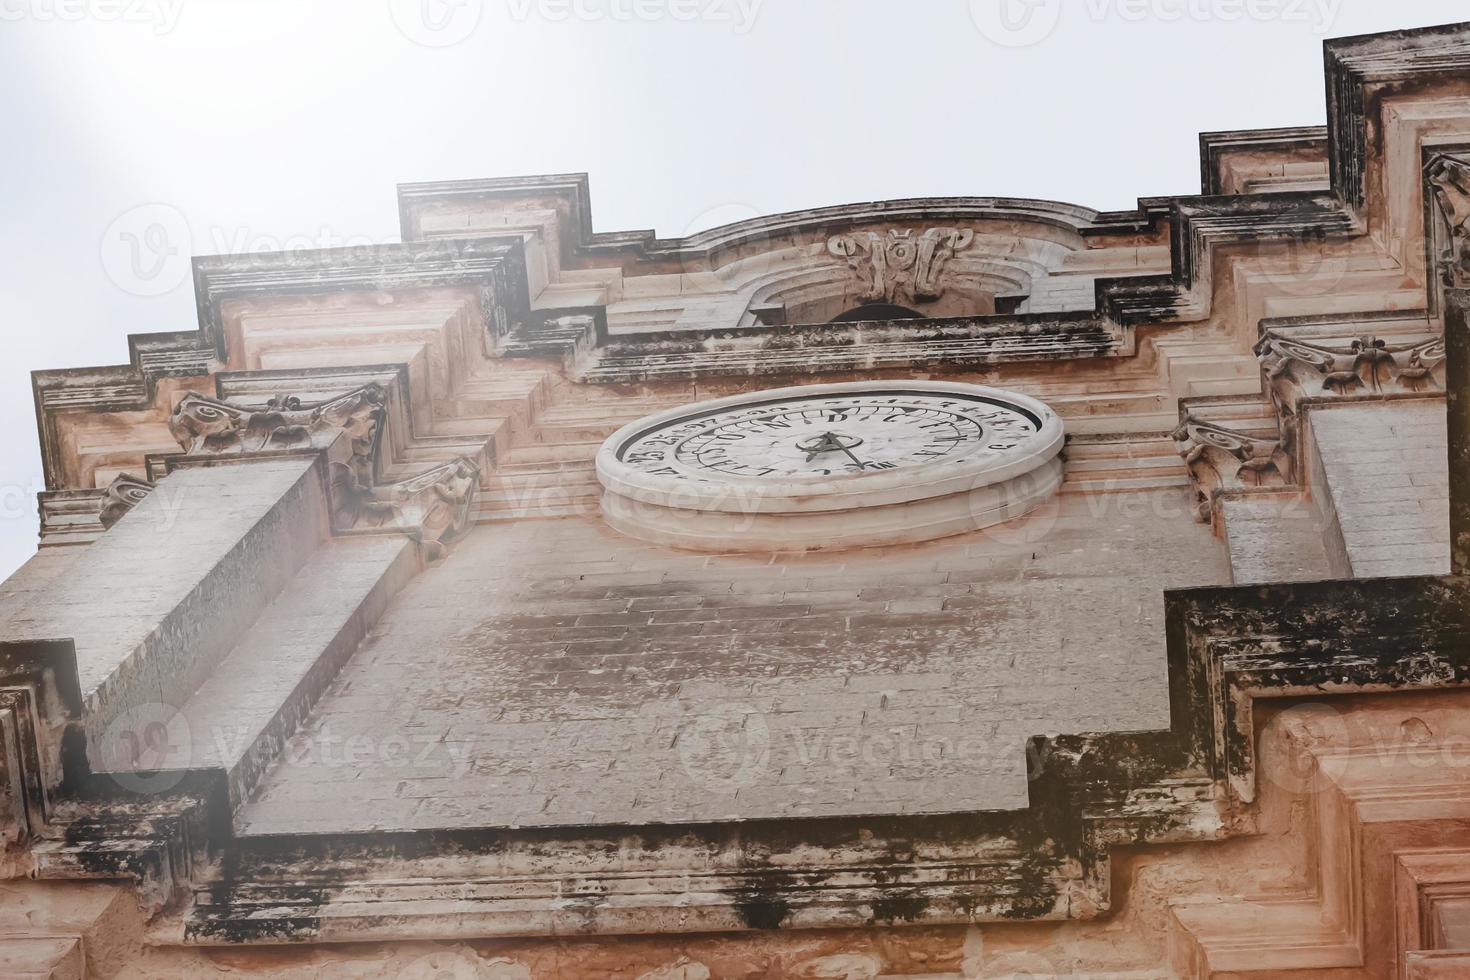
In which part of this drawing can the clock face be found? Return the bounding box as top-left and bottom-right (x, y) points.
(598, 382), (1064, 517)
(616, 391), (1041, 481)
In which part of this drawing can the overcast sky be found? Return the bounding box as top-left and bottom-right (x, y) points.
(0, 0), (1464, 578)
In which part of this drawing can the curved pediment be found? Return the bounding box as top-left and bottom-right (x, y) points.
(398, 183), (1166, 329)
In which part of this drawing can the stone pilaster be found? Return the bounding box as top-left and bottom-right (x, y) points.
(1446, 289), (1470, 575)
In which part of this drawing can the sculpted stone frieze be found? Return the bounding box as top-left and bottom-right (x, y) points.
(329, 457), (480, 559)
(168, 383), (386, 480)
(826, 227), (975, 305)
(98, 474), (156, 530)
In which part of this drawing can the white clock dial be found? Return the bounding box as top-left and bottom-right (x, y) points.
(618, 392), (1040, 481)
(597, 382), (1065, 553)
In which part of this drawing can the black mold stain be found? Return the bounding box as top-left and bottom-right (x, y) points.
(872, 893), (928, 924)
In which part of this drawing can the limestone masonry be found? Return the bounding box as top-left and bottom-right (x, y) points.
(7, 21), (1470, 979)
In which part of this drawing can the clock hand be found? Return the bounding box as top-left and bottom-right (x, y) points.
(800, 432), (843, 462)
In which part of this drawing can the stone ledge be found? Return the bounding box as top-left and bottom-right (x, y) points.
(159, 576), (1470, 944)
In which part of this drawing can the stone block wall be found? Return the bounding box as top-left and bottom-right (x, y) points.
(1309, 401), (1450, 579)
(2, 458), (328, 768)
(237, 489), (1229, 835)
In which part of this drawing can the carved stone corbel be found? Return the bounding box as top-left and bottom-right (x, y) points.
(827, 227), (975, 305)
(330, 456), (480, 560)
(1171, 416), (1289, 521)
(98, 474), (156, 531)
(1254, 328), (1446, 491)
(168, 383), (386, 483)
(1257, 332), (1446, 419)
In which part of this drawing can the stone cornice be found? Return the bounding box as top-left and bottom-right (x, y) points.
(191, 238), (530, 360)
(42, 575), (1470, 940)
(39, 572), (1470, 942)
(1197, 125), (1329, 195)
(30, 329), (212, 493)
(1327, 21), (1470, 213)
(568, 311), (1124, 384)
(155, 575), (1470, 944)
(397, 175), (1153, 257)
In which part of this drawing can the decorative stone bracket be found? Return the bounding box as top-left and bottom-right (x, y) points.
(827, 227), (975, 305)
(168, 383), (387, 485)
(97, 474), (156, 531)
(1171, 316), (1448, 525)
(329, 456), (480, 560)
(1172, 409), (1290, 522)
(163, 383), (480, 558)
(1257, 330), (1445, 416)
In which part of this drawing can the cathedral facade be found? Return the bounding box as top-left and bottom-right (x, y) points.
(5, 21), (1470, 979)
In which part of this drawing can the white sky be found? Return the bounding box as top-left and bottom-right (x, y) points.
(0, 0), (1464, 577)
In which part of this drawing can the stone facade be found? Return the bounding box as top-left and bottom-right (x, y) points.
(7, 21), (1470, 980)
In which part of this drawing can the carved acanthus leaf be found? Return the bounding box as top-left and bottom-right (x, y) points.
(827, 228), (975, 305)
(98, 474), (156, 531)
(330, 456), (480, 559)
(167, 384), (386, 478)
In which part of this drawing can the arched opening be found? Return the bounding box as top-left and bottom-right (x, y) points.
(829, 303), (925, 323)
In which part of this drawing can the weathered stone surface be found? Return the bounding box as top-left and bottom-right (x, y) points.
(1309, 401), (1451, 579)
(237, 492), (1227, 833)
(4, 459), (327, 764)
(9, 19), (1470, 978)
(1218, 493), (1333, 586)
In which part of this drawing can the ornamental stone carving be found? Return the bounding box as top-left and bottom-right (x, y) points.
(168, 384), (386, 481)
(330, 456), (480, 560)
(1257, 332), (1446, 420)
(1428, 152), (1470, 288)
(1171, 415), (1289, 521)
(827, 228), (975, 305)
(98, 474), (156, 530)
